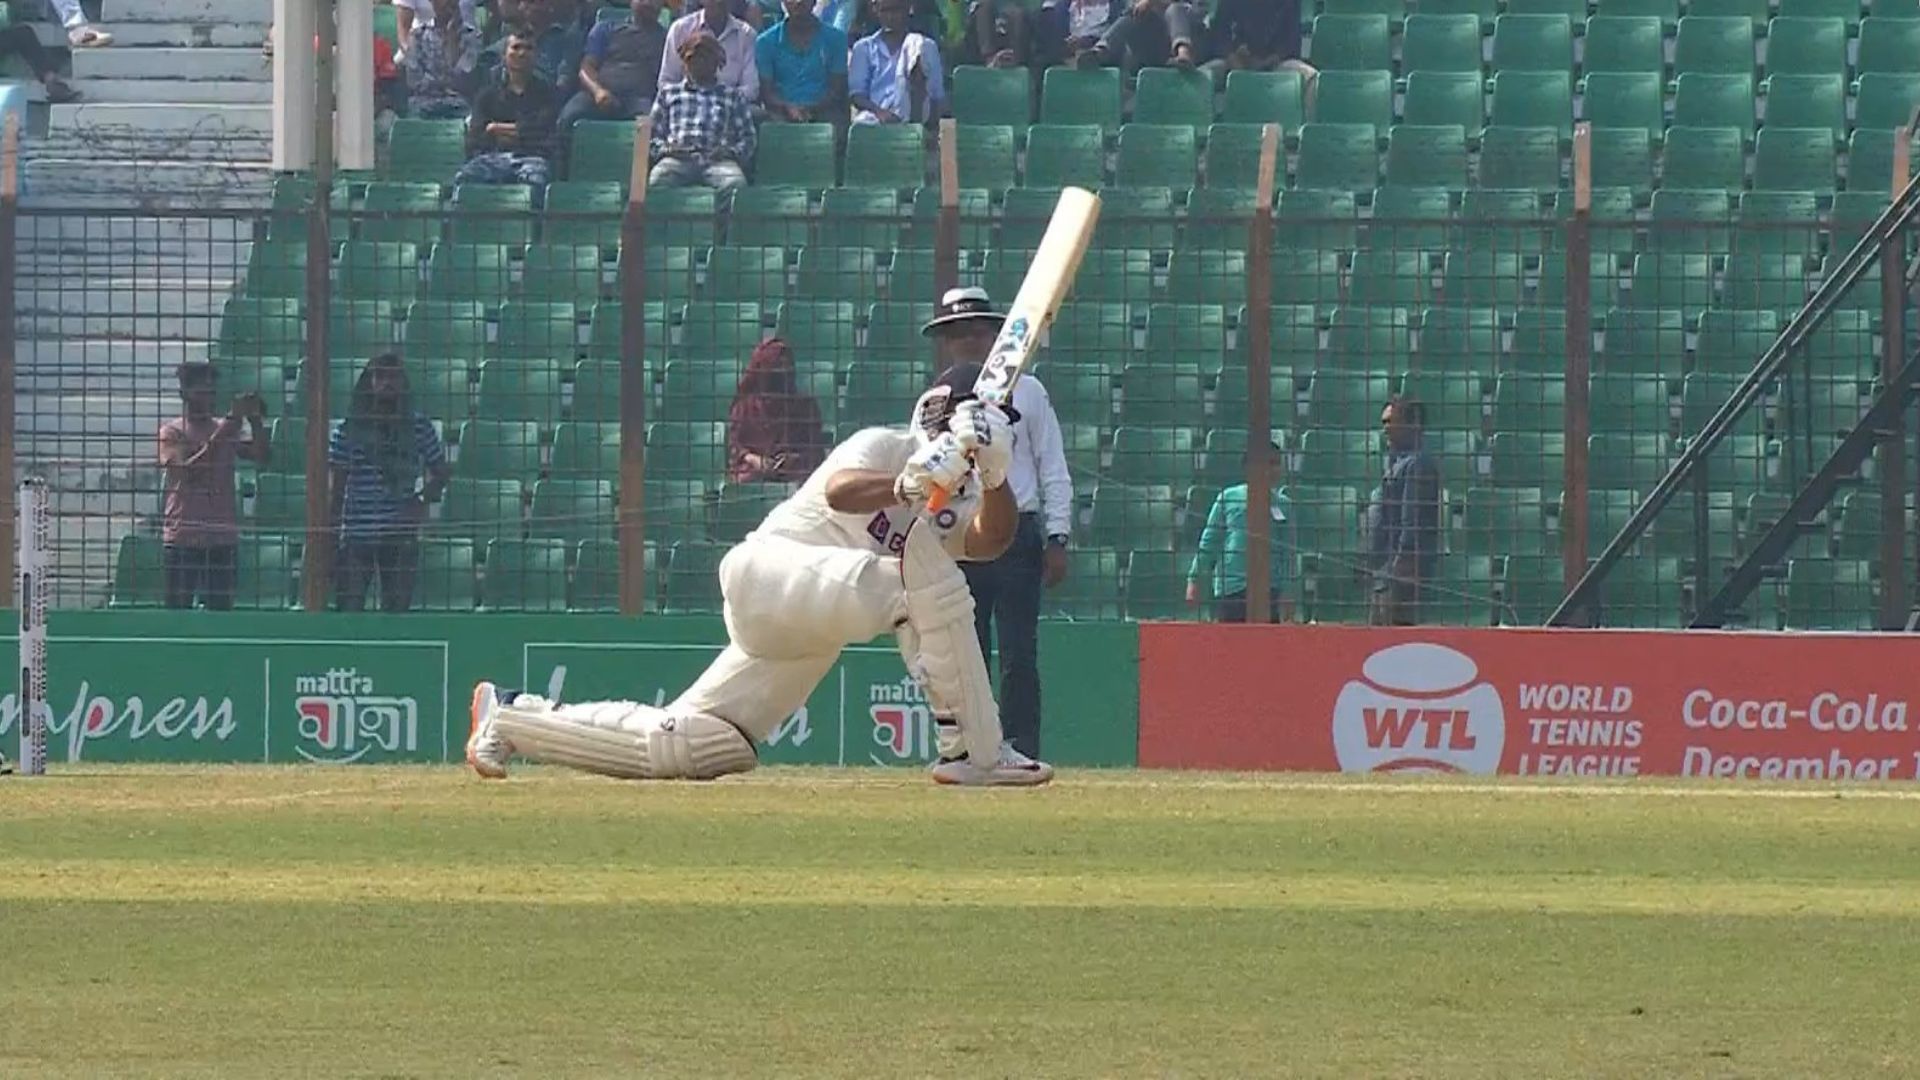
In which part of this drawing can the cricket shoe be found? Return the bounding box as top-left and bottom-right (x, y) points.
(466, 682), (519, 780)
(929, 742), (1054, 787)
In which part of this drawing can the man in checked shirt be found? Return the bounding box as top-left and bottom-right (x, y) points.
(646, 30), (758, 193)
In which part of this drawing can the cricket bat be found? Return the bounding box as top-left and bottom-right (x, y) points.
(927, 186), (1102, 512)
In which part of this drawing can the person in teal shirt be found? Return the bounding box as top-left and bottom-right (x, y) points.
(755, 0), (849, 121)
(1186, 464), (1295, 623)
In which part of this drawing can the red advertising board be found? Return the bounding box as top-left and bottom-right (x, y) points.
(1140, 624), (1920, 780)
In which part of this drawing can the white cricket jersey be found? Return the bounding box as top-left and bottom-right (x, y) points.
(754, 427), (983, 559)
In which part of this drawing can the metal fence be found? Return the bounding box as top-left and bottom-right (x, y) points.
(7, 131), (1915, 627)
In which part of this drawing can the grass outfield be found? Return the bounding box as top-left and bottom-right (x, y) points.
(4, 768), (1919, 1079)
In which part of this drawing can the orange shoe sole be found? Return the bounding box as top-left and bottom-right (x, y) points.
(466, 683), (507, 780)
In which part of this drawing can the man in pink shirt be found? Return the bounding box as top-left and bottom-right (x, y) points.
(155, 364), (270, 609)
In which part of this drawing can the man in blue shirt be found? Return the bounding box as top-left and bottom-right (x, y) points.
(327, 355), (451, 613)
(558, 0), (669, 129)
(755, 0), (849, 123)
(1369, 396), (1442, 626)
(850, 0), (946, 126)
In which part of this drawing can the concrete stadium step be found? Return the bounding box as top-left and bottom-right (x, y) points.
(24, 159), (277, 206)
(16, 283), (236, 318)
(109, 0), (273, 23)
(18, 214), (256, 249)
(50, 102), (273, 140)
(71, 79), (274, 105)
(72, 46), (269, 83)
(18, 393), (178, 437)
(17, 243), (255, 277)
(31, 131), (273, 166)
(29, 21), (268, 48)
(16, 312), (220, 340)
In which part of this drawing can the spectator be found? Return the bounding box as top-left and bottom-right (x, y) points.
(328, 355), (451, 613)
(559, 0), (668, 129)
(404, 0), (486, 118)
(647, 30), (756, 191)
(929, 288), (1074, 761)
(1041, 0), (1198, 73)
(756, 0), (847, 124)
(46, 0), (110, 47)
(1034, 0), (1116, 67)
(850, 0), (945, 126)
(394, 0), (483, 46)
(374, 25), (408, 115)
(456, 25), (560, 188)
(157, 365), (269, 610)
(964, 0), (1027, 67)
(0, 9), (79, 102)
(726, 338), (827, 483)
(1186, 450), (1295, 623)
(1368, 395), (1442, 626)
(528, 0), (589, 91)
(1202, 0), (1311, 90)
(660, 0), (760, 102)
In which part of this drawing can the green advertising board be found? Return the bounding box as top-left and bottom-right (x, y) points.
(0, 613), (1139, 768)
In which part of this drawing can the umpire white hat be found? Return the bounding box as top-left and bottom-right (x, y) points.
(920, 286), (1006, 336)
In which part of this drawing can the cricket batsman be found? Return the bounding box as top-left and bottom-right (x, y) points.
(465, 291), (1054, 787)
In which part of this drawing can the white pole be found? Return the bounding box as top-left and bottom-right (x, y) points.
(335, 0), (376, 172)
(16, 478), (47, 776)
(272, 0), (317, 171)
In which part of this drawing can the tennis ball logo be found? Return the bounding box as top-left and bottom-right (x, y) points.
(1332, 643), (1505, 774)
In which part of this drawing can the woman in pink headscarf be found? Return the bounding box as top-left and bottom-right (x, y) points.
(726, 338), (827, 483)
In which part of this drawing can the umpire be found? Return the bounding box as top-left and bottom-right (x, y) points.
(923, 287), (1075, 758)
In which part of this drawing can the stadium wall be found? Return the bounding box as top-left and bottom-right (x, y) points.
(0, 613), (1139, 767)
(1139, 623), (1920, 781)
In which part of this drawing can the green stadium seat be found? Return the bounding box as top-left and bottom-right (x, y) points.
(1834, 490), (1908, 559)
(1125, 548), (1189, 621)
(1589, 376), (1675, 441)
(232, 536), (297, 610)
(1047, 366), (1117, 426)
(1673, 74), (1755, 135)
(242, 239), (312, 300)
(1050, 547), (1128, 618)
(1023, 123), (1105, 188)
(822, 188), (905, 251)
(1720, 252), (1813, 310)
(547, 420), (620, 479)
(386, 118), (467, 182)
(1507, 307), (1567, 372)
(1490, 374), (1567, 438)
(1324, 0), (1407, 26)
(645, 419), (728, 477)
(520, 243), (605, 304)
(705, 245), (789, 303)
(1535, 249), (1619, 309)
(1627, 251), (1715, 309)
(476, 359), (567, 425)
(1385, 126), (1468, 189)
(1050, 300), (1137, 368)
(793, 246), (881, 304)
(403, 299), (488, 361)
(493, 300), (579, 360)
(864, 300), (935, 362)
(1423, 0), (1500, 24)
(1583, 74), (1664, 142)
(1296, 123), (1379, 190)
(1132, 67), (1215, 134)
(257, 416), (307, 474)
(109, 532), (166, 608)
(756, 124), (839, 189)
(1582, 16), (1663, 73)
(450, 183), (535, 246)
(1182, 188), (1258, 251)
(1694, 308), (1779, 375)
(1778, 374), (1869, 437)
(727, 186), (811, 249)
(359, 181), (443, 244)
(1765, 16), (1846, 76)
(1143, 302), (1231, 371)
(841, 362), (927, 426)
(1403, 72), (1487, 133)
(412, 363), (473, 426)
(659, 358), (746, 422)
(1325, 308), (1413, 373)
(1288, 484), (1365, 559)
(1400, 368), (1490, 436)
(1087, 483), (1180, 552)
(1589, 127), (1655, 188)
(1443, 250), (1528, 308)
(1348, 248), (1438, 308)
(954, 124), (1017, 194)
(952, 64), (1033, 128)
(569, 538), (655, 613)
(647, 187), (720, 250)
(843, 123), (925, 190)
(1674, 16), (1755, 75)
(337, 240), (419, 302)
(1203, 123), (1269, 190)
(1598, 0), (1679, 28)
(569, 120), (638, 183)
(1653, 135), (1742, 205)
(677, 301), (766, 363)
(1371, 186), (1455, 250)
(1109, 426), (1201, 485)
(1753, 126), (1838, 192)
(1857, 16), (1920, 75)
(1276, 189), (1360, 249)
(1463, 483), (1553, 557)
(1295, 428), (1383, 486)
(437, 477), (524, 546)
(1784, 558), (1878, 630)
(1313, 70), (1394, 135)
(1490, 14), (1572, 72)
(1598, 307), (1685, 375)
(328, 299), (397, 356)
(777, 299), (859, 369)
(1270, 249), (1346, 306)
(1221, 70), (1308, 127)
(1417, 307), (1500, 371)
(1428, 553), (1501, 625)
(1854, 73), (1920, 131)
(1846, 128), (1914, 196)
(1041, 65), (1122, 132)
(456, 418), (544, 483)
(1403, 14), (1485, 73)
(1165, 250), (1246, 305)
(1479, 126), (1562, 191)
(1780, 0), (1863, 22)
(1459, 189), (1555, 257)
(1309, 14), (1392, 71)
(414, 534), (480, 611)
(1681, 371), (1768, 441)
(422, 242), (511, 302)
(1762, 74), (1847, 139)
(637, 244), (696, 303)
(481, 538), (570, 611)
(906, 186), (991, 251)
(1507, 0), (1587, 20)
(1094, 187), (1181, 252)
(250, 471), (306, 533)
(1115, 124), (1198, 189)
(640, 477), (712, 541)
(542, 181), (624, 249)
(1071, 249), (1156, 304)
(1490, 72), (1573, 137)
(662, 541), (726, 612)
(1802, 310), (1877, 379)
(710, 481), (796, 543)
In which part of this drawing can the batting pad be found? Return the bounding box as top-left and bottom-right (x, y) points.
(897, 524), (1004, 765)
(494, 699), (759, 780)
